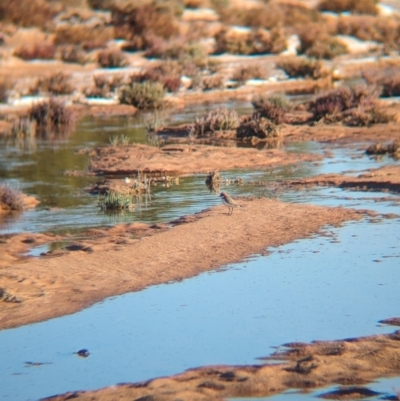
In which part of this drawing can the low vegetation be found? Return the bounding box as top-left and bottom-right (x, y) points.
(14, 43), (56, 60)
(308, 85), (391, 126)
(363, 67), (400, 97)
(97, 190), (134, 211)
(318, 0), (378, 15)
(232, 64), (268, 84)
(97, 49), (128, 68)
(236, 113), (280, 139)
(119, 81), (166, 109)
(277, 58), (329, 79)
(28, 98), (75, 133)
(0, 185), (25, 212)
(130, 62), (182, 93)
(190, 108), (240, 137)
(30, 73), (73, 95)
(252, 94), (291, 125)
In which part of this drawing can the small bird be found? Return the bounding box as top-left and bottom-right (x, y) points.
(124, 177), (131, 184)
(219, 192), (241, 216)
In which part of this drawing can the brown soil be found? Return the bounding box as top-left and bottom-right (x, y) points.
(0, 198), (366, 330)
(283, 165), (400, 194)
(44, 327), (400, 401)
(86, 143), (322, 177)
(281, 120), (400, 145)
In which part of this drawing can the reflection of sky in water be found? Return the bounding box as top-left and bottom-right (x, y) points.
(1, 211), (400, 401)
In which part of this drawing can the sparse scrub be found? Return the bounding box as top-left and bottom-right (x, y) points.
(308, 85), (381, 123)
(215, 27), (287, 55)
(119, 81), (166, 109)
(29, 99), (75, 132)
(190, 108), (240, 137)
(337, 16), (400, 51)
(14, 43), (56, 60)
(97, 49), (128, 68)
(58, 44), (87, 64)
(236, 113), (280, 139)
(201, 74), (224, 91)
(318, 0), (378, 15)
(0, 185), (25, 212)
(130, 62), (182, 93)
(344, 106), (392, 126)
(30, 72), (73, 95)
(85, 74), (124, 98)
(277, 57), (329, 79)
(0, 0), (62, 29)
(97, 190), (134, 211)
(112, 2), (180, 49)
(252, 94), (291, 125)
(297, 23), (348, 59)
(232, 64), (268, 84)
(54, 24), (113, 48)
(109, 134), (130, 146)
(362, 67), (400, 97)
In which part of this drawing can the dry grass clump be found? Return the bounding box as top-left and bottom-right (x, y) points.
(112, 2), (181, 50)
(130, 62), (182, 93)
(363, 68), (400, 97)
(29, 98), (76, 132)
(236, 113), (280, 139)
(366, 141), (400, 156)
(337, 16), (400, 51)
(201, 74), (225, 91)
(277, 57), (329, 79)
(252, 94), (291, 125)
(85, 74), (124, 98)
(190, 108), (240, 137)
(215, 27), (286, 55)
(30, 72), (73, 95)
(119, 81), (166, 109)
(318, 0), (378, 15)
(145, 38), (208, 66)
(308, 85), (388, 125)
(54, 24), (114, 49)
(57, 44), (87, 64)
(0, 185), (25, 212)
(232, 64), (268, 84)
(97, 48), (128, 68)
(297, 23), (348, 59)
(14, 42), (56, 60)
(0, 0), (62, 29)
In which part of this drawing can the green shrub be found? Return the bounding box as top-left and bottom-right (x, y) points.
(98, 190), (134, 211)
(119, 81), (166, 109)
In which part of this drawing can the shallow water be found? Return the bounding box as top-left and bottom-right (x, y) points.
(1, 108), (400, 400)
(1, 210), (399, 401)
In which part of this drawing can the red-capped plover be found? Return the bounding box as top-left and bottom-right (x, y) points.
(219, 192), (241, 216)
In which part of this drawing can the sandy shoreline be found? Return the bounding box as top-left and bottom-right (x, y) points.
(0, 198), (366, 330)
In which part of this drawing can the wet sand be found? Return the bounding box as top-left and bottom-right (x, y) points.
(0, 198), (365, 330)
(44, 325), (400, 401)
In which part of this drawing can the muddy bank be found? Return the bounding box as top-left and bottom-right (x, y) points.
(43, 324), (400, 401)
(0, 198), (366, 329)
(283, 165), (400, 194)
(86, 143), (322, 177)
